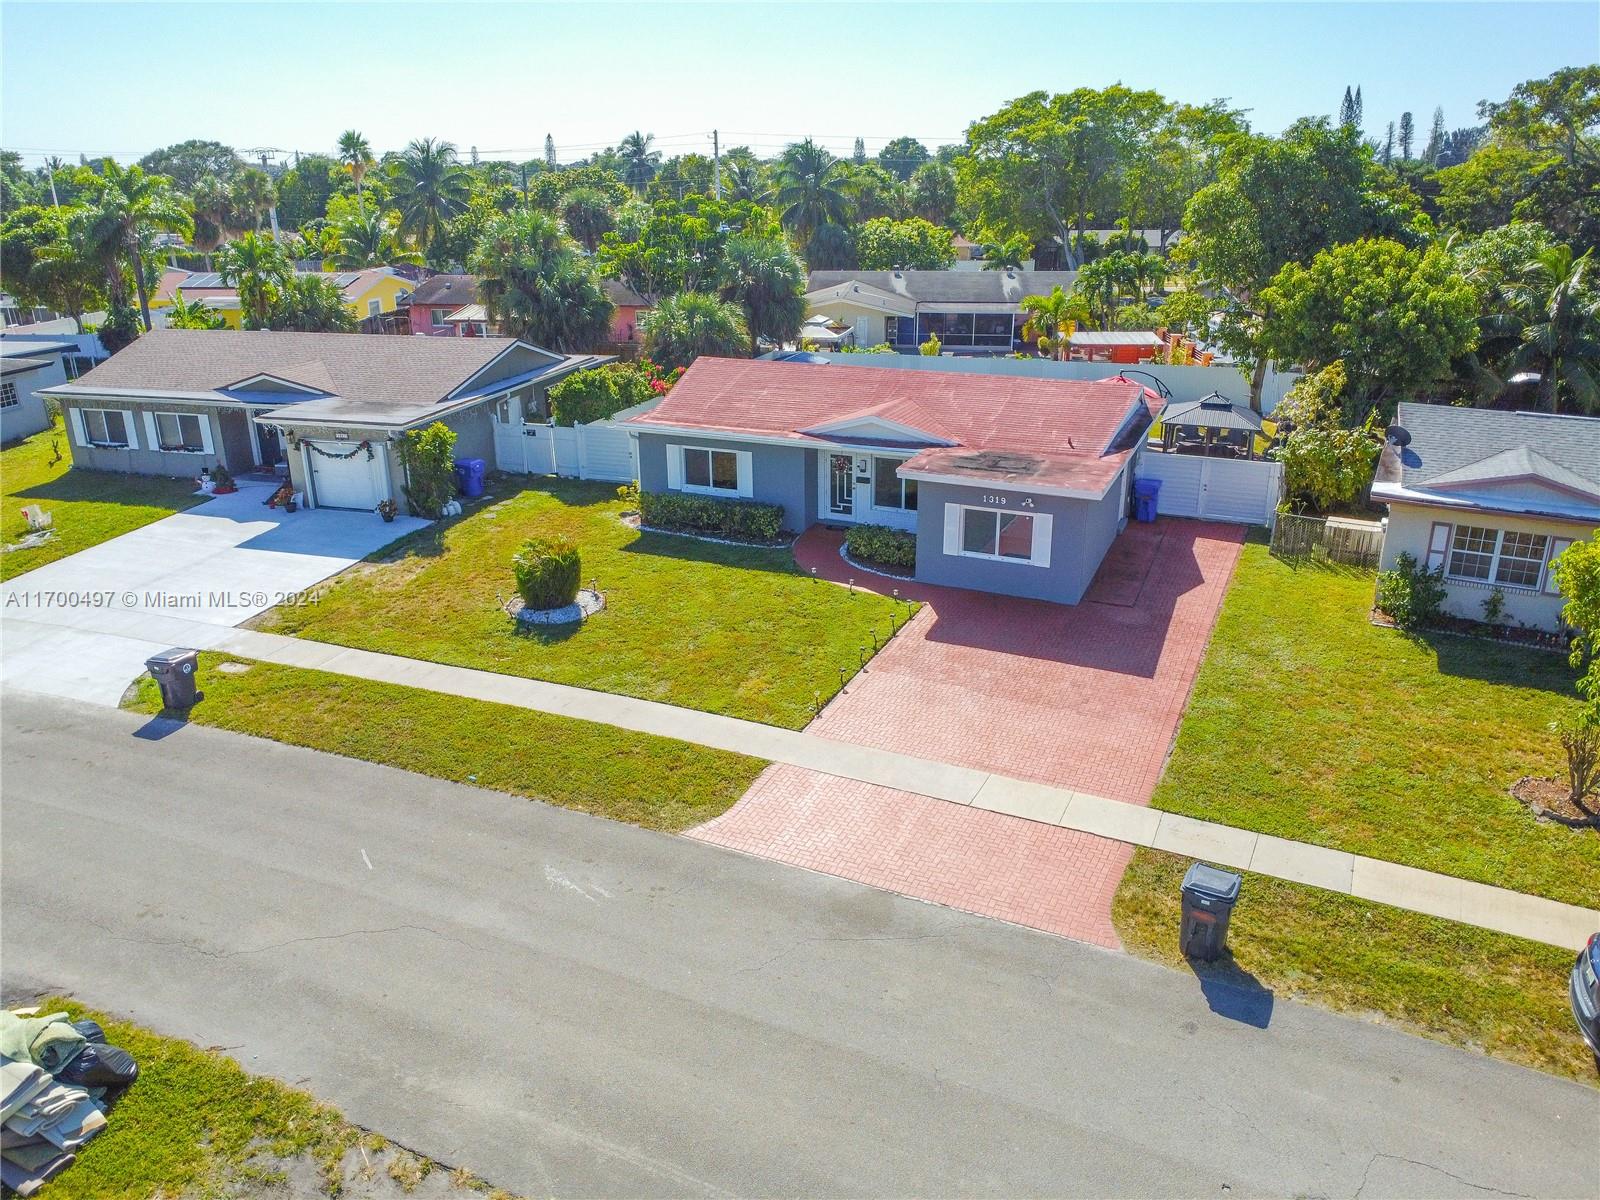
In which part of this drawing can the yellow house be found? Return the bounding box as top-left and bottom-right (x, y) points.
(151, 266), (414, 330)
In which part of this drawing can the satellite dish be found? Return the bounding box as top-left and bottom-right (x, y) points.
(1385, 424), (1411, 447)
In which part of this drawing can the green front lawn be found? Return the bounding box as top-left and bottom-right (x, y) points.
(1153, 539), (1598, 907)
(256, 478), (906, 729)
(2, 420), (204, 581)
(25, 998), (516, 1198)
(1113, 850), (1594, 1084)
(127, 654), (766, 833)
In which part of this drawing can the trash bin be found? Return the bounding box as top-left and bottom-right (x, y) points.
(454, 458), (486, 498)
(1133, 478), (1161, 523)
(1180, 862), (1241, 961)
(144, 647), (203, 711)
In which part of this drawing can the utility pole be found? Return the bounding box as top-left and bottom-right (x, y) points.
(249, 147), (283, 240)
(520, 162), (528, 203)
(712, 129), (721, 200)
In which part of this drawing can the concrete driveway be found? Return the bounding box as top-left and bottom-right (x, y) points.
(694, 520), (1245, 947)
(0, 482), (426, 705)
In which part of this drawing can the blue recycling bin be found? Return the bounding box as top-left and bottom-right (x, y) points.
(1133, 478), (1161, 523)
(454, 458), (486, 498)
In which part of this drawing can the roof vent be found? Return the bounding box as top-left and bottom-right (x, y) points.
(1385, 424), (1411, 447)
(1198, 391), (1233, 409)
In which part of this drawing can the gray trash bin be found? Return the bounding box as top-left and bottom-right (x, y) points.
(145, 647), (203, 710)
(1180, 862), (1241, 961)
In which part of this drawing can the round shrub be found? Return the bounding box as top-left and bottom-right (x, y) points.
(513, 536), (581, 610)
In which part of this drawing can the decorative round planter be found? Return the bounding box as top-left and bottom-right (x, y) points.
(507, 588), (605, 627)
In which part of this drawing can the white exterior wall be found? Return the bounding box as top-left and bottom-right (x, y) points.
(1380, 503), (1590, 632)
(1135, 450), (1283, 525)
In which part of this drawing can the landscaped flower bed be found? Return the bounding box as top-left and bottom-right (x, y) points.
(638, 490), (787, 545)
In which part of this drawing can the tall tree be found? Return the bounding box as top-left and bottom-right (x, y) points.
(561, 186), (616, 252)
(337, 130), (375, 219)
(1397, 111), (1415, 160)
(772, 138), (854, 242)
(1339, 86), (1359, 129)
(544, 134), (557, 167)
(1179, 119), (1423, 409)
(391, 138), (471, 263)
(330, 209), (421, 268)
(469, 208), (613, 351)
(852, 137), (867, 165)
(877, 136), (930, 181)
(1260, 238), (1479, 419)
(189, 174), (232, 267)
(231, 167), (276, 235)
(1423, 107), (1447, 165)
(1018, 285), (1091, 359)
(909, 161), (956, 225)
(136, 140), (241, 190)
(719, 235), (807, 355)
(1488, 244), (1600, 413)
(216, 232), (291, 328)
(265, 274), (356, 332)
(855, 217), (956, 270)
(1381, 121), (1395, 165)
(640, 292), (749, 369)
(619, 131), (661, 193)
(77, 159), (192, 330)
(0, 205), (104, 331)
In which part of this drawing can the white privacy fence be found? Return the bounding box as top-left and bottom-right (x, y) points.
(1135, 449), (1283, 526)
(493, 418), (638, 483)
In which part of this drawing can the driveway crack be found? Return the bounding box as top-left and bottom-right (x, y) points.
(1353, 1152), (1534, 1200)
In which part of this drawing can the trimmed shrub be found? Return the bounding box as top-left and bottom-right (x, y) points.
(1375, 551), (1447, 630)
(399, 421), (458, 518)
(639, 490), (784, 542)
(548, 360), (679, 427)
(846, 524), (917, 570)
(513, 535), (581, 610)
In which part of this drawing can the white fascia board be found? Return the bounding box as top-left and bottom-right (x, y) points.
(896, 466), (1109, 501)
(1373, 485), (1600, 525)
(40, 384), (233, 405)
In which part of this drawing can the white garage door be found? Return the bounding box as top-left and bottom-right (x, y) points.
(308, 442), (382, 510)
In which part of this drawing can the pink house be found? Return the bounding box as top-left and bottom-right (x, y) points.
(408, 274), (483, 336)
(603, 280), (652, 345)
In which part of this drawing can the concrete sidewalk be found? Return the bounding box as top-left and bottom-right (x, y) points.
(18, 605), (1597, 953)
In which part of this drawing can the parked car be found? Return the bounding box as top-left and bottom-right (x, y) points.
(1571, 931), (1600, 1062)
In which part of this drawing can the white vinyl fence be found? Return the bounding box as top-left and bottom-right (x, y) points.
(549, 421), (636, 483)
(1135, 449), (1283, 526)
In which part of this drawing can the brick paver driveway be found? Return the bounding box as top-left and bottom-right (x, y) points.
(690, 519), (1246, 947)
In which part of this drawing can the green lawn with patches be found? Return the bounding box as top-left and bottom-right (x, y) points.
(127, 653), (766, 832)
(1151, 539), (1598, 907)
(255, 478), (907, 729)
(2, 419), (203, 581)
(1113, 849), (1594, 1083)
(21, 998), (512, 1198)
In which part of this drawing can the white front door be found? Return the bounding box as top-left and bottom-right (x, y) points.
(826, 452), (855, 518)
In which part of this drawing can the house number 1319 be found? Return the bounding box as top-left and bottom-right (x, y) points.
(981, 495), (1033, 508)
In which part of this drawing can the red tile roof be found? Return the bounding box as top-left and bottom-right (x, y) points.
(630, 358), (1147, 462)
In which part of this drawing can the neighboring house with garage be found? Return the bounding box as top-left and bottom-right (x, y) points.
(804, 269), (1079, 355)
(42, 330), (608, 514)
(627, 357), (1155, 604)
(1372, 402), (1600, 632)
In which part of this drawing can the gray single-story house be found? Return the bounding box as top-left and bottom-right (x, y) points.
(1372, 402), (1599, 632)
(0, 334), (106, 442)
(627, 357), (1155, 604)
(41, 330), (609, 514)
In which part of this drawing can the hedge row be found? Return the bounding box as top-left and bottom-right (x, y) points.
(845, 523), (917, 570)
(639, 490), (785, 542)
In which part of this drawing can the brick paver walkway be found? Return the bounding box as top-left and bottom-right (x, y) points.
(691, 519), (1246, 946)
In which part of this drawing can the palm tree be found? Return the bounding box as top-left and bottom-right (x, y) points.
(771, 138), (854, 243)
(329, 210), (422, 269)
(641, 292), (749, 370)
(1492, 245), (1600, 413)
(618, 131), (660, 194)
(1018, 286), (1091, 360)
(164, 288), (226, 330)
(337, 130), (375, 218)
(216, 231), (291, 329)
(190, 174), (232, 269)
(265, 274), (356, 332)
(982, 233), (1034, 271)
(719, 236), (806, 356)
(469, 209), (614, 351)
(75, 159), (192, 330)
(722, 161), (768, 204)
(390, 138), (470, 262)
(560, 186), (615, 253)
(231, 167), (276, 235)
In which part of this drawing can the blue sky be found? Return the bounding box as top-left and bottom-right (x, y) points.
(2, 2), (1595, 168)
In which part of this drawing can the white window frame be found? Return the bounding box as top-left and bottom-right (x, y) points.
(0, 380), (17, 410)
(434, 308), (454, 327)
(367, 298), (382, 317)
(942, 503), (1052, 568)
(870, 456), (918, 512)
(71, 406), (138, 450)
(146, 409), (214, 455)
(666, 444), (751, 498)
(1440, 521), (1555, 592)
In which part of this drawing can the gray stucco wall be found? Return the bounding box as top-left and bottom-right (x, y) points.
(1380, 502), (1587, 632)
(440, 404), (495, 466)
(912, 475), (1125, 604)
(2, 359), (62, 442)
(636, 431), (814, 532)
(61, 398), (231, 477)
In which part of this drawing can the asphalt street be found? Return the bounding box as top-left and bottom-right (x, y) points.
(2, 692), (1595, 1198)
